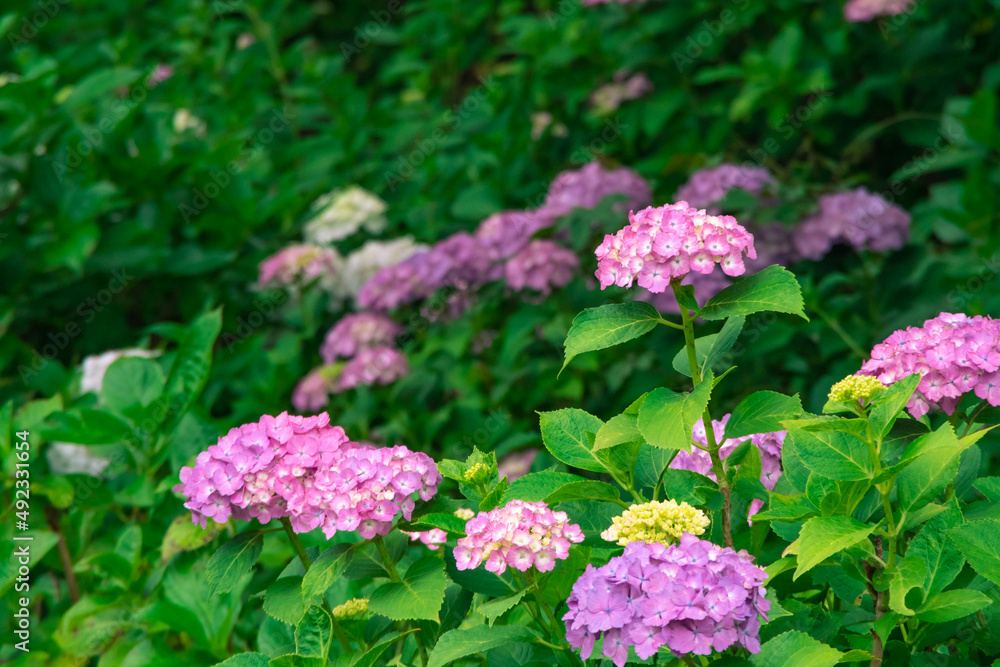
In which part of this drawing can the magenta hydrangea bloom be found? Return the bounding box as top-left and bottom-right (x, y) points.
(845, 0), (913, 21)
(258, 244), (340, 287)
(336, 347), (409, 392)
(674, 164), (775, 213)
(292, 367), (332, 412)
(403, 528), (448, 550)
(321, 312), (401, 364)
(794, 188), (910, 260)
(670, 414), (784, 518)
(505, 240), (579, 294)
(541, 162), (652, 221)
(475, 210), (553, 261)
(596, 202), (757, 293)
(859, 312), (1000, 418)
(563, 536), (769, 666)
(454, 499), (584, 575)
(174, 411), (441, 538)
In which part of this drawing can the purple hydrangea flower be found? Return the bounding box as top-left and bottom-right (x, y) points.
(794, 188), (910, 260)
(321, 312), (402, 364)
(505, 240), (579, 294)
(336, 347), (409, 392)
(541, 162), (652, 221)
(674, 164), (775, 214)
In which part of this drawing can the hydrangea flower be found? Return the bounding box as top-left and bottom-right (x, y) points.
(859, 312), (1000, 418)
(590, 72), (653, 113)
(304, 185), (388, 244)
(498, 449), (538, 482)
(844, 0), (913, 22)
(596, 202), (757, 293)
(504, 240), (579, 294)
(828, 375), (887, 404)
(258, 244), (342, 288)
(794, 188), (910, 260)
(475, 210), (552, 261)
(291, 366), (334, 412)
(541, 162), (652, 221)
(336, 347), (409, 392)
(332, 597), (368, 619)
(332, 236), (428, 302)
(674, 164), (775, 213)
(454, 500), (584, 574)
(563, 537), (769, 665)
(601, 500), (710, 547)
(174, 411), (441, 538)
(321, 313), (401, 364)
(403, 508), (474, 550)
(670, 414), (784, 518)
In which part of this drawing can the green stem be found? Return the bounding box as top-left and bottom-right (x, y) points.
(373, 535), (428, 667)
(656, 317), (685, 331)
(812, 302), (868, 359)
(880, 491), (898, 570)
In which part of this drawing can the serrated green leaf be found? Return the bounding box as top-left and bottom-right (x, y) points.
(701, 265), (808, 321)
(787, 428), (873, 481)
(301, 544), (353, 604)
(594, 413), (642, 451)
(211, 653), (271, 667)
(948, 520), (1000, 586)
(477, 589), (527, 627)
(295, 606), (332, 659)
(205, 531), (262, 596)
(880, 557), (927, 615)
(868, 374), (921, 440)
(751, 630), (842, 667)
(897, 424), (969, 517)
(350, 630), (415, 667)
(703, 315), (746, 372)
(784, 516), (875, 580)
(368, 556), (447, 622)
(671, 334), (717, 378)
(538, 409), (607, 472)
(561, 302), (661, 372)
(427, 625), (532, 667)
(908, 505), (963, 596)
(161, 514), (224, 564)
(725, 391), (802, 440)
(915, 589), (991, 624)
(545, 480), (623, 505)
(504, 471), (584, 503)
(263, 577), (306, 625)
(408, 513), (468, 535)
(636, 372), (713, 451)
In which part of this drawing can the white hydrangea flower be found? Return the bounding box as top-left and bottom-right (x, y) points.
(327, 236), (428, 302)
(304, 185), (388, 245)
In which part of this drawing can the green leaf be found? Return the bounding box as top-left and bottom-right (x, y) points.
(100, 357), (165, 414)
(268, 655), (324, 667)
(368, 556), (447, 622)
(700, 265), (808, 322)
(787, 428), (874, 481)
(205, 531), (263, 596)
(479, 477), (508, 511)
(751, 631), (842, 667)
(61, 68), (143, 109)
(350, 630), (415, 667)
(408, 513), (468, 535)
(671, 334), (717, 378)
(636, 372), (713, 451)
(295, 606), (332, 659)
(593, 414), (642, 451)
(537, 409), (607, 473)
(868, 374), (921, 440)
(703, 315), (746, 372)
(211, 653), (272, 667)
(427, 625), (532, 667)
(784, 516), (875, 580)
(915, 590), (991, 624)
(301, 544), (353, 604)
(908, 506), (964, 596)
(948, 520), (1000, 586)
(880, 557), (927, 615)
(752, 494), (818, 522)
(162, 308), (223, 430)
(659, 468), (715, 505)
(561, 303), (660, 373)
(477, 589), (527, 627)
(634, 444), (678, 490)
(161, 514), (225, 565)
(725, 391), (802, 440)
(264, 577), (306, 625)
(503, 471), (585, 503)
(897, 424), (969, 517)
(545, 480), (622, 505)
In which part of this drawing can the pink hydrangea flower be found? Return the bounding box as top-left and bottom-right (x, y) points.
(454, 500), (584, 575)
(475, 210), (553, 261)
(794, 188), (910, 260)
(859, 312), (1000, 418)
(292, 367), (333, 412)
(504, 240), (579, 294)
(174, 411), (441, 538)
(404, 528), (448, 550)
(844, 0), (913, 22)
(541, 162), (652, 221)
(675, 164), (775, 214)
(336, 347), (409, 392)
(564, 537), (769, 665)
(258, 244), (341, 287)
(321, 313), (401, 364)
(595, 202), (756, 293)
(498, 449), (538, 483)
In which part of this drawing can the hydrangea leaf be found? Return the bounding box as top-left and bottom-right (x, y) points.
(633, 444), (679, 490)
(908, 502), (963, 596)
(877, 556), (927, 615)
(210, 653), (271, 667)
(751, 630), (842, 667)
(915, 590), (992, 624)
(868, 373), (922, 440)
(368, 556), (447, 622)
(101, 357), (164, 415)
(636, 372), (713, 452)
(703, 314), (746, 373)
(205, 530), (263, 596)
(301, 544), (353, 604)
(725, 391), (802, 440)
(545, 480), (623, 505)
(786, 428), (874, 481)
(594, 413), (642, 451)
(503, 471), (584, 503)
(294, 606), (332, 660)
(671, 334), (716, 378)
(350, 630), (416, 667)
(262, 576), (306, 625)
(407, 512), (468, 535)
(427, 625), (533, 667)
(268, 654), (324, 667)
(561, 302), (661, 373)
(947, 519), (1000, 587)
(161, 514), (225, 564)
(896, 424), (969, 517)
(161, 307), (222, 431)
(700, 265), (808, 322)
(537, 409), (607, 472)
(784, 516), (875, 580)
(477, 589), (527, 627)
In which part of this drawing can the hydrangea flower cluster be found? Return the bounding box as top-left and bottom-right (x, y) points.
(337, 347), (409, 392)
(475, 210), (552, 261)
(291, 366), (336, 412)
(859, 312), (1000, 418)
(844, 0), (913, 22)
(596, 202), (757, 293)
(601, 500), (710, 547)
(828, 374), (887, 404)
(670, 414), (784, 518)
(403, 508), (475, 550)
(331, 236), (427, 302)
(174, 411), (441, 539)
(258, 244), (342, 288)
(540, 161), (652, 221)
(320, 313), (401, 363)
(498, 449), (538, 482)
(674, 163), (775, 213)
(590, 71), (653, 113)
(505, 240), (579, 295)
(454, 500), (584, 574)
(332, 598), (368, 620)
(794, 188), (910, 260)
(563, 537), (769, 665)
(304, 185), (388, 244)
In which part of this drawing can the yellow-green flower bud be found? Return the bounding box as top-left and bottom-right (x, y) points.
(463, 462), (490, 483)
(332, 597), (368, 620)
(828, 375), (886, 403)
(454, 507), (475, 520)
(601, 500), (710, 547)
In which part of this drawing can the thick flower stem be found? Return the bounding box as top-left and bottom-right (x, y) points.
(373, 535), (429, 667)
(674, 288), (734, 548)
(279, 519), (353, 654)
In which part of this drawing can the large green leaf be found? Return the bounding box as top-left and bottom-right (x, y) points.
(368, 556), (447, 622)
(350, 631), (415, 667)
(295, 606), (332, 659)
(868, 374), (921, 440)
(700, 265), (808, 321)
(671, 334), (717, 378)
(211, 654), (271, 667)
(161, 514), (225, 564)
(636, 372), (713, 451)
(703, 315), (746, 373)
(101, 357), (164, 414)
(427, 625), (532, 667)
(725, 391), (802, 440)
(897, 424), (968, 517)
(162, 308), (223, 430)
(538, 409), (607, 472)
(503, 471), (585, 503)
(880, 557), (927, 615)
(787, 428), (873, 481)
(263, 576), (306, 625)
(915, 590), (992, 624)
(784, 516), (875, 580)
(751, 631), (842, 667)
(205, 531), (263, 596)
(947, 520), (1000, 586)
(593, 413), (642, 451)
(561, 302), (661, 372)
(477, 589), (527, 627)
(907, 504), (964, 596)
(301, 544), (353, 604)
(545, 480), (623, 505)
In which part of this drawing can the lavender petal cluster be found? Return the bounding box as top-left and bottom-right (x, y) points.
(794, 188), (910, 260)
(563, 537), (769, 666)
(859, 312), (1000, 418)
(454, 499), (584, 575)
(540, 162), (652, 221)
(596, 202), (757, 293)
(174, 411), (440, 538)
(475, 210), (552, 261)
(505, 240), (579, 295)
(321, 312), (401, 363)
(674, 163), (775, 214)
(670, 414), (784, 518)
(337, 347), (409, 392)
(257, 244), (342, 288)
(845, 0), (913, 21)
